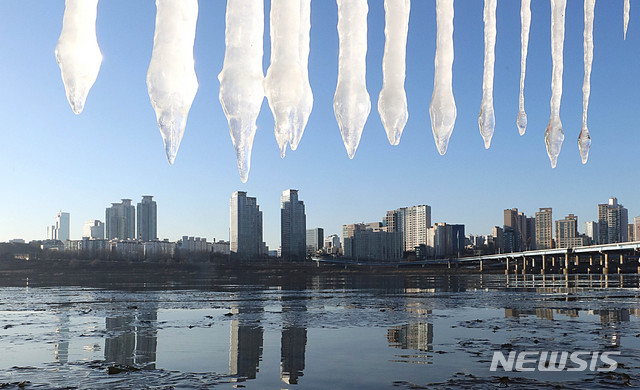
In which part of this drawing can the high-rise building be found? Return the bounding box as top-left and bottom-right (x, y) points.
(555, 214), (588, 248)
(280, 189), (306, 261)
(52, 211), (70, 242)
(525, 217), (536, 250)
(491, 226), (503, 253)
(106, 199), (136, 240)
(634, 216), (640, 243)
(628, 224), (635, 242)
(137, 196), (157, 242)
(535, 208), (553, 249)
(425, 223), (464, 258)
(504, 208), (528, 251)
(343, 228), (402, 261)
(384, 205), (431, 253)
(230, 191), (264, 259)
(305, 228), (323, 254)
(598, 198), (629, 244)
(83, 220), (104, 239)
(584, 221), (599, 245)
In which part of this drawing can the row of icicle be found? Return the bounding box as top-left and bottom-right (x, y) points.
(55, 0), (630, 182)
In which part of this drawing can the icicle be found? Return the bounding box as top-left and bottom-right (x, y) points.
(265, 0), (303, 158)
(624, 0), (630, 39)
(218, 0), (265, 183)
(517, 0), (531, 135)
(55, 0), (102, 115)
(479, 0), (497, 149)
(378, 0), (410, 146)
(579, 0), (595, 164)
(429, 0), (456, 155)
(545, 0), (566, 168)
(290, 0), (313, 151)
(334, 0), (371, 159)
(147, 0), (199, 166)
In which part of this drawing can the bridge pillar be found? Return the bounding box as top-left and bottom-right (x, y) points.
(552, 256), (556, 268)
(479, 259), (484, 272)
(575, 254), (580, 267)
(619, 254), (624, 274)
(541, 255), (546, 275)
(522, 257), (527, 275)
(505, 258), (510, 275)
(448, 260), (451, 269)
(589, 255), (594, 266)
(563, 253), (570, 275)
(603, 252), (609, 274)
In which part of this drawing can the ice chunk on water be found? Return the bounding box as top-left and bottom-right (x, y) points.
(265, 0), (304, 158)
(545, 0), (566, 169)
(334, 0), (371, 159)
(624, 0), (630, 39)
(517, 0), (531, 136)
(55, 0), (102, 115)
(378, 0), (410, 146)
(219, 0), (265, 183)
(147, 0), (199, 165)
(578, 0), (595, 164)
(479, 0), (497, 149)
(429, 0), (456, 155)
(290, 0), (313, 152)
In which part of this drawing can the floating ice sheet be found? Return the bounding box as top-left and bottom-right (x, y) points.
(378, 0), (410, 146)
(147, 0), (199, 165)
(479, 0), (497, 149)
(517, 0), (531, 135)
(218, 0), (265, 183)
(545, 0), (567, 169)
(429, 0), (456, 155)
(579, 0), (595, 164)
(55, 0), (102, 115)
(334, 0), (371, 159)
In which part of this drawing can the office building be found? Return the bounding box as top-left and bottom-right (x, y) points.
(106, 199), (136, 240)
(230, 191), (263, 259)
(491, 226), (503, 253)
(555, 214), (588, 248)
(50, 211), (70, 242)
(635, 216), (640, 243)
(426, 223), (464, 258)
(535, 208), (553, 249)
(598, 198), (629, 244)
(306, 228), (324, 254)
(83, 220), (104, 240)
(281, 190), (306, 261)
(504, 208), (528, 251)
(343, 228), (402, 261)
(137, 196), (157, 242)
(385, 205), (431, 253)
(324, 234), (341, 255)
(584, 221), (598, 245)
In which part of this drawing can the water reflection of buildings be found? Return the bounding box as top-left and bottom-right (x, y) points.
(54, 311), (70, 364)
(387, 323), (433, 352)
(505, 307), (632, 323)
(229, 303), (264, 380)
(280, 300), (308, 385)
(104, 306), (157, 368)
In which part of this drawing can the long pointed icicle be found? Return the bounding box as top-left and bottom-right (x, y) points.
(334, 0), (371, 159)
(290, 0), (313, 151)
(429, 0), (456, 155)
(378, 0), (410, 146)
(545, 0), (567, 169)
(579, 0), (595, 164)
(479, 0), (497, 149)
(265, 0), (304, 158)
(218, 0), (265, 183)
(55, 0), (102, 115)
(147, 0), (199, 166)
(624, 0), (630, 39)
(517, 0), (531, 135)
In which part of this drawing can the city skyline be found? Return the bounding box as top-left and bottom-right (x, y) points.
(0, 2), (639, 248)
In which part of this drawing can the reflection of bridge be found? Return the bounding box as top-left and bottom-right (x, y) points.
(313, 242), (640, 274)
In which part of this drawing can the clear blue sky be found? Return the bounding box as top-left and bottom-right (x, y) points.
(0, 1), (638, 249)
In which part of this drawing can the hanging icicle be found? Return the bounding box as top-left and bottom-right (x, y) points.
(624, 0), (630, 39)
(545, 0), (566, 168)
(378, 0), (410, 146)
(334, 0), (371, 159)
(429, 0), (456, 155)
(264, 0), (304, 158)
(579, 0), (595, 164)
(479, 0), (497, 149)
(55, 0), (102, 115)
(218, 0), (265, 183)
(290, 0), (313, 152)
(517, 0), (531, 135)
(147, 0), (199, 166)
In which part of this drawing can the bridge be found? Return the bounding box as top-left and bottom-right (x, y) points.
(313, 241), (640, 274)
